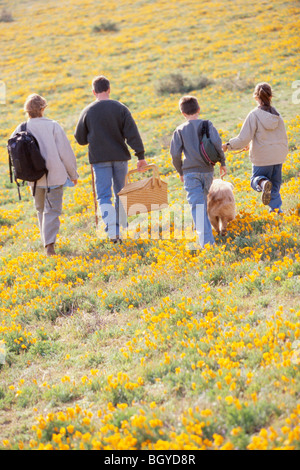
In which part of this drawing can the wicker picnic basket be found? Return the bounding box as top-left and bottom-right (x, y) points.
(118, 164), (168, 216)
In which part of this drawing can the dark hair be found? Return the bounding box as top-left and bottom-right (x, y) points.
(179, 95), (200, 115)
(253, 82), (273, 106)
(92, 75), (110, 93)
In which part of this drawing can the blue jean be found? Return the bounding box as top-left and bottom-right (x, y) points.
(251, 164), (282, 211)
(183, 172), (215, 248)
(92, 161), (128, 238)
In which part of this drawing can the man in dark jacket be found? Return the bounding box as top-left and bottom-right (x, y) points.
(75, 75), (147, 242)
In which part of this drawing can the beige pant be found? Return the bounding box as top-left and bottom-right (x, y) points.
(33, 186), (63, 247)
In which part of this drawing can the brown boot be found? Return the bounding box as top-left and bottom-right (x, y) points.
(110, 235), (122, 244)
(259, 179), (272, 205)
(46, 243), (56, 256)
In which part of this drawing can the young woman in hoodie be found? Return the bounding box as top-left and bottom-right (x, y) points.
(223, 82), (288, 212)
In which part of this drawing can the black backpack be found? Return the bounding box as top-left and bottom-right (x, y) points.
(7, 122), (48, 199)
(198, 120), (222, 166)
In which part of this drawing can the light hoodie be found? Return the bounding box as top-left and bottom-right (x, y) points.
(228, 106), (288, 166)
(11, 117), (79, 187)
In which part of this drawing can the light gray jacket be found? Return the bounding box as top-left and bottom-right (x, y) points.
(12, 117), (79, 187)
(228, 107), (288, 166)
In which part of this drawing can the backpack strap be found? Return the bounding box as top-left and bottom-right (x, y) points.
(16, 122), (27, 200)
(32, 181), (37, 197)
(8, 152), (13, 183)
(198, 120), (216, 167)
(8, 153), (22, 195)
(17, 183), (21, 200)
(199, 120), (210, 139)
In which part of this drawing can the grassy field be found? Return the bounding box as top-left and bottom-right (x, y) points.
(0, 0), (299, 450)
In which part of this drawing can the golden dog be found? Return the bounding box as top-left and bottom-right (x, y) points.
(207, 179), (236, 236)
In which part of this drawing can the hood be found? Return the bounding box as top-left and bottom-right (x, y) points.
(255, 107), (281, 131)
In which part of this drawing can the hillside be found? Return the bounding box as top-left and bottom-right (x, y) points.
(0, 0), (300, 450)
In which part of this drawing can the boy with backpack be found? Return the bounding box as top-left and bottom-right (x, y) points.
(170, 95), (226, 248)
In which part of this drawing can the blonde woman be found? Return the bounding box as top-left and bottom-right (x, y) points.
(223, 82), (288, 212)
(11, 94), (79, 255)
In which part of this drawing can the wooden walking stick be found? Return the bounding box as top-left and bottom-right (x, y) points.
(91, 165), (98, 228)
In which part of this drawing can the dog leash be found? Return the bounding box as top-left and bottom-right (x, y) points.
(232, 147), (249, 154)
(220, 146), (248, 180)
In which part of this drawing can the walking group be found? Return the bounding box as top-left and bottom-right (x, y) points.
(9, 77), (288, 256)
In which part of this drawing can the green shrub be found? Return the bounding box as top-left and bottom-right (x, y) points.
(156, 72), (213, 94)
(0, 9), (13, 23)
(93, 21), (119, 33)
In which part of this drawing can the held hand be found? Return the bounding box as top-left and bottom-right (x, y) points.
(137, 159), (148, 171)
(220, 166), (227, 178)
(222, 143), (228, 152)
(180, 175), (184, 182)
(72, 179), (78, 186)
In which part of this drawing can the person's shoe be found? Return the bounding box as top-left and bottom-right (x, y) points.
(110, 236), (122, 244)
(46, 243), (56, 256)
(269, 208), (283, 214)
(260, 179), (272, 205)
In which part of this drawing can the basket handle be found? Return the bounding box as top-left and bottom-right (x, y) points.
(125, 164), (161, 186)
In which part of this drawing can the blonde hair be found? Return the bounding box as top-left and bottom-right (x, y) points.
(24, 94), (47, 118)
(253, 82), (273, 106)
